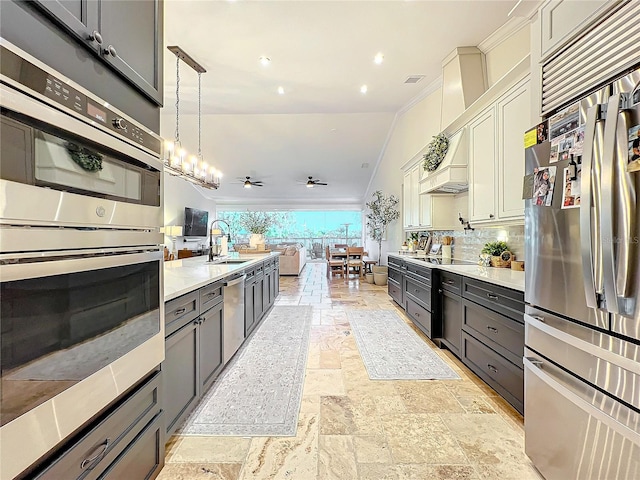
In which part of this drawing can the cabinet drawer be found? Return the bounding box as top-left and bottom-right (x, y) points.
(388, 267), (403, 285)
(98, 412), (164, 480)
(165, 291), (199, 337)
(388, 257), (405, 269)
(462, 299), (523, 366)
(405, 262), (432, 284)
(35, 371), (162, 480)
(244, 267), (256, 284)
(440, 271), (462, 295)
(462, 278), (524, 322)
(406, 298), (432, 338)
(200, 280), (223, 311)
(388, 279), (403, 306)
(404, 276), (431, 311)
(461, 331), (523, 413)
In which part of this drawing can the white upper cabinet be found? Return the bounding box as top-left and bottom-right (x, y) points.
(497, 78), (530, 219)
(468, 77), (530, 224)
(403, 165), (420, 229)
(468, 107), (496, 222)
(540, 0), (612, 60)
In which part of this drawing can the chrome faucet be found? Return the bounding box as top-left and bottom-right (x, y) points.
(208, 219), (232, 261)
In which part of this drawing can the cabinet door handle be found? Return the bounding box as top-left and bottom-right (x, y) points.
(486, 326), (498, 333)
(487, 364), (498, 373)
(205, 291), (218, 297)
(445, 280), (455, 285)
(486, 293), (498, 300)
(89, 30), (103, 45)
(80, 438), (110, 470)
(174, 307), (186, 316)
(104, 45), (118, 57)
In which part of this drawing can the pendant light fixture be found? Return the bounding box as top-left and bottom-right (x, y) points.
(164, 46), (221, 189)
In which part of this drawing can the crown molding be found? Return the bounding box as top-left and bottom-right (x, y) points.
(478, 15), (531, 53)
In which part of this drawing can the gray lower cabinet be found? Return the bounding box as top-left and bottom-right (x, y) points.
(163, 281), (224, 438)
(440, 288), (463, 356)
(33, 371), (164, 480)
(244, 268), (257, 336)
(460, 278), (525, 413)
(199, 302), (224, 393)
(164, 320), (198, 436)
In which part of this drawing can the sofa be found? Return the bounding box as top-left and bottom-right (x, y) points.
(268, 244), (306, 276)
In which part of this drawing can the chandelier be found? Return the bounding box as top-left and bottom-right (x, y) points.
(164, 46), (221, 189)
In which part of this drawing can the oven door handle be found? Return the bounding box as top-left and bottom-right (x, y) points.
(524, 357), (640, 445)
(0, 249), (161, 282)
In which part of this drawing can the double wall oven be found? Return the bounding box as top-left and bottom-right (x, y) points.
(0, 39), (164, 479)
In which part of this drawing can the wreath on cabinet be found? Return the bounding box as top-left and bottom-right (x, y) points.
(66, 142), (103, 172)
(422, 132), (449, 172)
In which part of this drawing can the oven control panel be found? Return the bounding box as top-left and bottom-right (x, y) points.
(0, 45), (161, 156)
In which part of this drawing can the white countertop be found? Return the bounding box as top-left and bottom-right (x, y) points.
(389, 254), (525, 292)
(164, 252), (281, 302)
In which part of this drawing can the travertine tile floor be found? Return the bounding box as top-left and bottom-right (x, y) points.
(158, 262), (543, 480)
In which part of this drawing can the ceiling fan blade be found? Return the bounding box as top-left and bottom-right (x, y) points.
(254, 183), (263, 187)
(316, 182), (328, 186)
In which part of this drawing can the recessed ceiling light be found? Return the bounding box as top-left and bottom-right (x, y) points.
(277, 86), (285, 95)
(374, 52), (384, 65)
(360, 85), (368, 94)
(259, 56), (271, 66)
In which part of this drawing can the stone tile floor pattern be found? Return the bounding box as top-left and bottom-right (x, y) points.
(158, 263), (543, 480)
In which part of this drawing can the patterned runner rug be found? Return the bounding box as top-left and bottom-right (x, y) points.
(179, 305), (312, 436)
(347, 310), (460, 380)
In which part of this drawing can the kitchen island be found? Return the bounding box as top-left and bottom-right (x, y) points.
(162, 252), (281, 437)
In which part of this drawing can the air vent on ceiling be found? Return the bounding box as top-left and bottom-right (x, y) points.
(404, 75), (425, 84)
(361, 162), (369, 169)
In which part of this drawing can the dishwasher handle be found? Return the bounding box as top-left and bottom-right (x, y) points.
(224, 274), (246, 287)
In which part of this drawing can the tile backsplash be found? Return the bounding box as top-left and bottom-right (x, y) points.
(424, 225), (524, 262)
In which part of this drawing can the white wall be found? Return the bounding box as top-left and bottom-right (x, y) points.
(163, 172), (217, 252)
(364, 87), (442, 265)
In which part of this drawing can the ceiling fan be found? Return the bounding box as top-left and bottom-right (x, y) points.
(305, 176), (328, 188)
(241, 176), (263, 188)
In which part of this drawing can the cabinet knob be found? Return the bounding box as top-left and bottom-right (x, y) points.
(487, 364), (498, 374)
(104, 45), (118, 57)
(89, 30), (103, 45)
(489, 214), (495, 219)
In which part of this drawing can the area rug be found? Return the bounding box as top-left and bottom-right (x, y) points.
(178, 305), (312, 436)
(347, 310), (460, 380)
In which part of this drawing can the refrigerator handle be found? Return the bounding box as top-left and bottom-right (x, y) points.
(601, 94), (621, 314)
(579, 103), (600, 309)
(613, 107), (635, 301)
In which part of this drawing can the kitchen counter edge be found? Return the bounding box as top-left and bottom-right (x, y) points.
(388, 254), (525, 292)
(164, 253), (281, 302)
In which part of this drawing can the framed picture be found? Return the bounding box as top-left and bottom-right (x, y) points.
(418, 236), (429, 250)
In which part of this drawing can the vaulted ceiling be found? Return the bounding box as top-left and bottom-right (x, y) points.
(161, 0), (523, 208)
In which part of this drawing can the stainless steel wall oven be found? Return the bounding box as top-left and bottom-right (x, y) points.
(0, 39), (164, 479)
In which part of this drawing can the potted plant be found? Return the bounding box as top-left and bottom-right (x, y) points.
(366, 191), (400, 285)
(239, 211), (275, 248)
(422, 133), (449, 172)
(481, 240), (512, 268)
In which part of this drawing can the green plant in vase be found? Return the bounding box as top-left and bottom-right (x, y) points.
(481, 241), (511, 268)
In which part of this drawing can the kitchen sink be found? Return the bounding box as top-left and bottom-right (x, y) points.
(207, 258), (249, 265)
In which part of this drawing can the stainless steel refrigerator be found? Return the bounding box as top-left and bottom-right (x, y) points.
(524, 70), (640, 480)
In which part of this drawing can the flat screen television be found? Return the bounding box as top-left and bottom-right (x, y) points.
(184, 207), (209, 237)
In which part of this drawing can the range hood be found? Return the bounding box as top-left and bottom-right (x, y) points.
(419, 128), (468, 194)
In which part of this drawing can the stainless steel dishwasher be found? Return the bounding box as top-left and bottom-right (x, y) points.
(223, 273), (246, 364)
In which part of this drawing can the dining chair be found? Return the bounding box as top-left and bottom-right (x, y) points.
(326, 246), (346, 277)
(346, 246), (365, 277)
